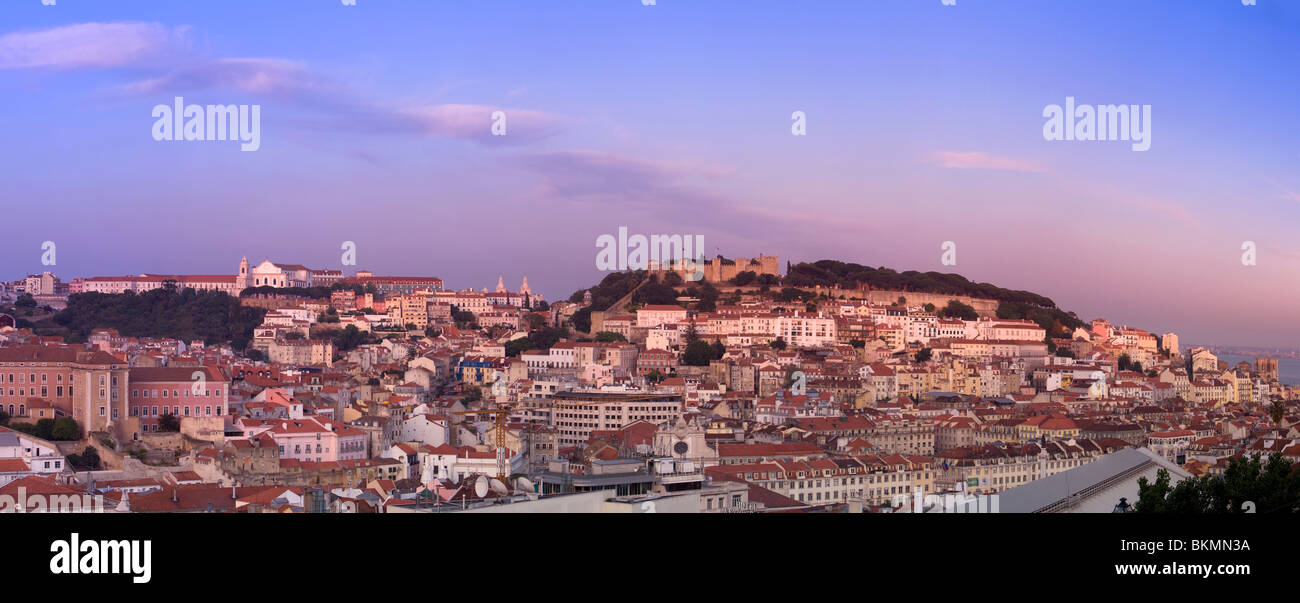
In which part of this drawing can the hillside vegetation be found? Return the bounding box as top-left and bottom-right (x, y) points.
(49, 289), (267, 350)
(569, 260), (1086, 336)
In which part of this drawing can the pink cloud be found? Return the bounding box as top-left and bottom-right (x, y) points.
(399, 104), (560, 143)
(120, 59), (561, 144)
(121, 58), (322, 96)
(0, 22), (187, 70)
(931, 151), (1044, 173)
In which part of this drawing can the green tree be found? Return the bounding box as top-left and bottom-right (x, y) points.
(526, 314), (548, 331)
(1270, 399), (1287, 425)
(67, 446), (101, 471)
(334, 324), (368, 351)
(781, 366), (801, 389)
(33, 418), (56, 440)
(682, 340), (715, 366)
(778, 288), (810, 303)
(939, 300), (978, 321)
(158, 412), (181, 432)
(634, 282), (680, 306)
(51, 417), (82, 440)
(571, 307), (592, 333)
(770, 337), (788, 351)
(1136, 453), (1300, 513)
(52, 290), (266, 348)
(683, 320), (700, 345)
(695, 282), (720, 312)
(914, 348), (933, 363)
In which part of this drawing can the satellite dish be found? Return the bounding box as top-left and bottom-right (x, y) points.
(489, 479), (508, 495)
(474, 476), (489, 498)
(515, 477), (534, 492)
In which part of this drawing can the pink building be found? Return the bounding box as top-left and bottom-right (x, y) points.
(128, 366), (229, 432)
(265, 417), (368, 463)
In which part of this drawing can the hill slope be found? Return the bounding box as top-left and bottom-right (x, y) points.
(570, 260), (1086, 337)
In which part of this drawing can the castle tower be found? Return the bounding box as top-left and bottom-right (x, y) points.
(520, 276), (531, 295)
(496, 275), (506, 293)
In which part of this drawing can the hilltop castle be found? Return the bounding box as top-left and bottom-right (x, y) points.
(656, 254), (780, 284)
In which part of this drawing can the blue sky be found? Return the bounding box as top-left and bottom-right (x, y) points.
(1, 0), (1297, 346)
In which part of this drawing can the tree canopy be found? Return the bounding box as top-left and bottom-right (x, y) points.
(786, 260), (1058, 307)
(1137, 453), (1300, 513)
(52, 290), (266, 350)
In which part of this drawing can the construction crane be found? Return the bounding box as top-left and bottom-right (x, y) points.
(453, 407), (512, 482)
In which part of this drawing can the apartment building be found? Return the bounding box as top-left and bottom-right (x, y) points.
(550, 391), (684, 447)
(0, 345), (129, 436)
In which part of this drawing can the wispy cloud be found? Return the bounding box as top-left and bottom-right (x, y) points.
(2, 22), (560, 145)
(118, 57), (560, 144)
(513, 150), (881, 245)
(930, 151), (1044, 173)
(120, 58), (327, 98)
(516, 151), (730, 208)
(0, 22), (187, 70)
(400, 104), (559, 143)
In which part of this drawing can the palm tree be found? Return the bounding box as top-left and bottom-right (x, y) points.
(1269, 399), (1286, 426)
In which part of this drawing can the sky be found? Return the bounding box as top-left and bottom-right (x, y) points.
(1, 0), (1297, 347)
